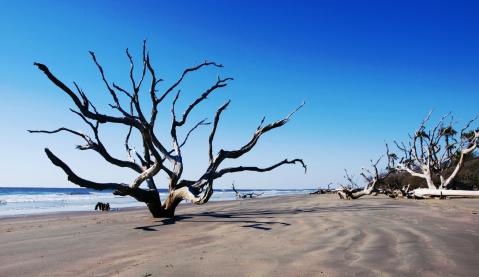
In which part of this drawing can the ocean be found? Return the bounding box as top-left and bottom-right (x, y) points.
(0, 187), (313, 217)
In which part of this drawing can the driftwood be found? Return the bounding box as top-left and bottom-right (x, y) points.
(340, 111), (478, 200)
(232, 182), (264, 199)
(310, 183), (335, 195)
(392, 112), (478, 198)
(29, 42), (306, 218)
(409, 188), (479, 198)
(379, 184), (411, 199)
(337, 153), (395, 200)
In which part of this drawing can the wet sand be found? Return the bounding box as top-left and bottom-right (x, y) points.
(1, 194), (479, 276)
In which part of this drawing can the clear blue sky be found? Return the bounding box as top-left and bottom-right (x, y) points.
(0, 0), (478, 188)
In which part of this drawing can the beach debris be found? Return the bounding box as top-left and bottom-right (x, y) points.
(310, 182), (335, 195)
(390, 112), (479, 198)
(30, 41), (306, 218)
(338, 112), (478, 200)
(94, 202), (110, 211)
(232, 182), (264, 199)
(337, 151), (396, 200)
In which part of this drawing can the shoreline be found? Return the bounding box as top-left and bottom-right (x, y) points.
(0, 187), (313, 218)
(2, 194), (479, 276)
(0, 194), (291, 220)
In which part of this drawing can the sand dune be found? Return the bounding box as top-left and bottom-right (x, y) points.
(1, 194), (479, 276)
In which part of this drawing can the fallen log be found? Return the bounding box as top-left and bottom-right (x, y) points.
(410, 188), (479, 198)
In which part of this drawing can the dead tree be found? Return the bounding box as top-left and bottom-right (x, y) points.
(337, 152), (396, 200)
(381, 143), (412, 198)
(310, 182), (333, 195)
(231, 182), (264, 199)
(392, 112), (479, 198)
(30, 42), (306, 218)
(382, 183), (411, 198)
(337, 169), (362, 199)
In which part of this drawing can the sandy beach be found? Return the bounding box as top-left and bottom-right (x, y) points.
(1, 194), (479, 276)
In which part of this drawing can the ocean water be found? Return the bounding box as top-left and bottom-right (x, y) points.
(0, 187), (312, 217)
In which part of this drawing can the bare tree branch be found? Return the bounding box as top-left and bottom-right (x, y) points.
(168, 118), (211, 155)
(150, 61), (223, 126)
(33, 62), (140, 128)
(209, 100), (230, 162)
(174, 77), (233, 127)
(89, 51), (131, 117)
(44, 148), (159, 204)
(214, 158), (306, 179)
(212, 102), (305, 165)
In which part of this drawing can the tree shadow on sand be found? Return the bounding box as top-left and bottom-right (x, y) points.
(134, 213), (290, 231)
(134, 203), (401, 232)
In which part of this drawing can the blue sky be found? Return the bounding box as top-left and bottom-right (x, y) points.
(0, 0), (478, 188)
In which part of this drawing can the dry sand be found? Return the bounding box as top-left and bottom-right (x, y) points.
(1, 194), (479, 276)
